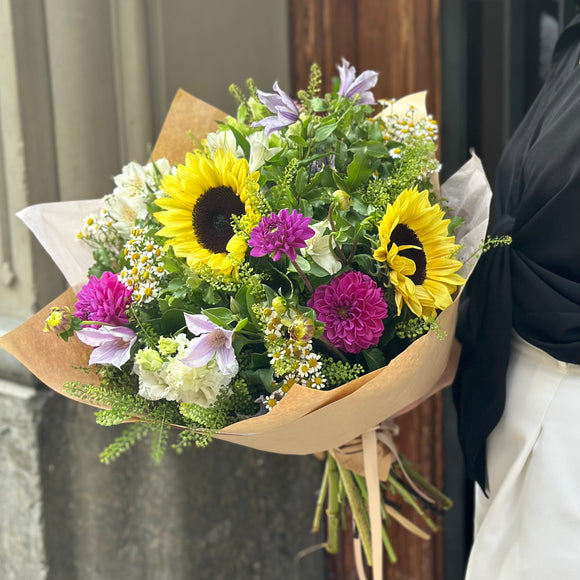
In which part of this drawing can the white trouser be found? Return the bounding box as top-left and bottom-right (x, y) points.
(465, 333), (580, 580)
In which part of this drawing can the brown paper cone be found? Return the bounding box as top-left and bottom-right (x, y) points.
(151, 89), (228, 166)
(0, 288), (99, 402)
(0, 286), (458, 455)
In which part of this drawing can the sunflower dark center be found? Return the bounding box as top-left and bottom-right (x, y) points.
(192, 186), (245, 253)
(390, 223), (427, 285)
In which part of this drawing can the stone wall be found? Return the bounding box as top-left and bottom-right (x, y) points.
(0, 382), (325, 580)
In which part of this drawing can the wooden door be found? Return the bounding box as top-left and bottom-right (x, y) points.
(288, 1), (444, 578)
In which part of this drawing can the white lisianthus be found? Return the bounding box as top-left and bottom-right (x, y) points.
(135, 366), (172, 401)
(301, 220), (342, 275)
(134, 334), (233, 407)
(205, 128), (280, 172)
(247, 131), (281, 172)
(205, 130), (242, 158)
(161, 358), (232, 407)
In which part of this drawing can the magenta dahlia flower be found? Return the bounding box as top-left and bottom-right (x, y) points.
(74, 271), (132, 327)
(248, 209), (315, 262)
(308, 270), (388, 354)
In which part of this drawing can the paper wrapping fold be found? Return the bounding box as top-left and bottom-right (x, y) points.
(151, 89), (228, 166)
(0, 89), (493, 457)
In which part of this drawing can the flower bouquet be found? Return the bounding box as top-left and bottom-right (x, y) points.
(0, 61), (494, 574)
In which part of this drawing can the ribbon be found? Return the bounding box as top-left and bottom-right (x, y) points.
(333, 420), (435, 504)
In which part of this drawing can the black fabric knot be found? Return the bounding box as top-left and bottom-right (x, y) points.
(490, 213), (515, 237)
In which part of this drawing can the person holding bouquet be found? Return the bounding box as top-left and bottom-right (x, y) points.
(409, 11), (580, 580)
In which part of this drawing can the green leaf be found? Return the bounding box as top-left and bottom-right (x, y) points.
(351, 253), (380, 277)
(288, 134), (308, 147)
(227, 125), (251, 157)
(334, 140), (348, 170)
(367, 119), (384, 141)
(201, 307), (235, 327)
(237, 103), (248, 124)
(314, 122), (338, 142)
(292, 254), (311, 272)
(307, 261), (334, 278)
(346, 150), (373, 189)
(244, 367), (275, 392)
(311, 97), (330, 112)
(332, 170), (349, 192)
(447, 215), (465, 236)
(362, 348), (387, 371)
(352, 142), (389, 158)
(149, 308), (187, 335)
(295, 167), (309, 194)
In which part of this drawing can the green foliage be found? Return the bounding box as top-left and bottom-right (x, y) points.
(177, 379), (258, 448)
(395, 317), (446, 341)
(320, 358), (365, 389)
(464, 234), (512, 269)
(99, 423), (152, 465)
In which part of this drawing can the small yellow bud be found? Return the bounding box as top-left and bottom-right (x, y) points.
(289, 316), (315, 344)
(43, 306), (73, 334)
(272, 296), (287, 315)
(332, 189), (351, 211)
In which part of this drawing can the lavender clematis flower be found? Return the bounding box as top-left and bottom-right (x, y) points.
(337, 58), (378, 105)
(76, 325), (137, 369)
(253, 81), (300, 136)
(181, 314), (238, 377)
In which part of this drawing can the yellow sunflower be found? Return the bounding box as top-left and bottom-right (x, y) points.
(373, 186), (465, 318)
(155, 149), (259, 277)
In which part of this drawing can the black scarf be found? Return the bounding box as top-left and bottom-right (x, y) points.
(453, 14), (580, 490)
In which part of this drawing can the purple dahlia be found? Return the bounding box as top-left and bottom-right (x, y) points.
(248, 209), (315, 262)
(74, 271), (132, 327)
(308, 270), (388, 354)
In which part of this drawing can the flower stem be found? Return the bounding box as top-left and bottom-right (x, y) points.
(399, 454), (453, 510)
(312, 454), (330, 534)
(338, 477), (347, 530)
(291, 259), (314, 293)
(337, 464), (372, 565)
(385, 476), (439, 533)
(325, 455), (340, 553)
(352, 473), (398, 564)
(382, 527), (397, 564)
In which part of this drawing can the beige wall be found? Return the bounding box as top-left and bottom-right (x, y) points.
(0, 0), (290, 381)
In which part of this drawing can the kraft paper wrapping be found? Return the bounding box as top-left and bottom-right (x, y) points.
(0, 89), (493, 458)
(151, 89), (228, 166)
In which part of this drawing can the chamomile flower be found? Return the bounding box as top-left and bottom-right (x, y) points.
(119, 229), (167, 305)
